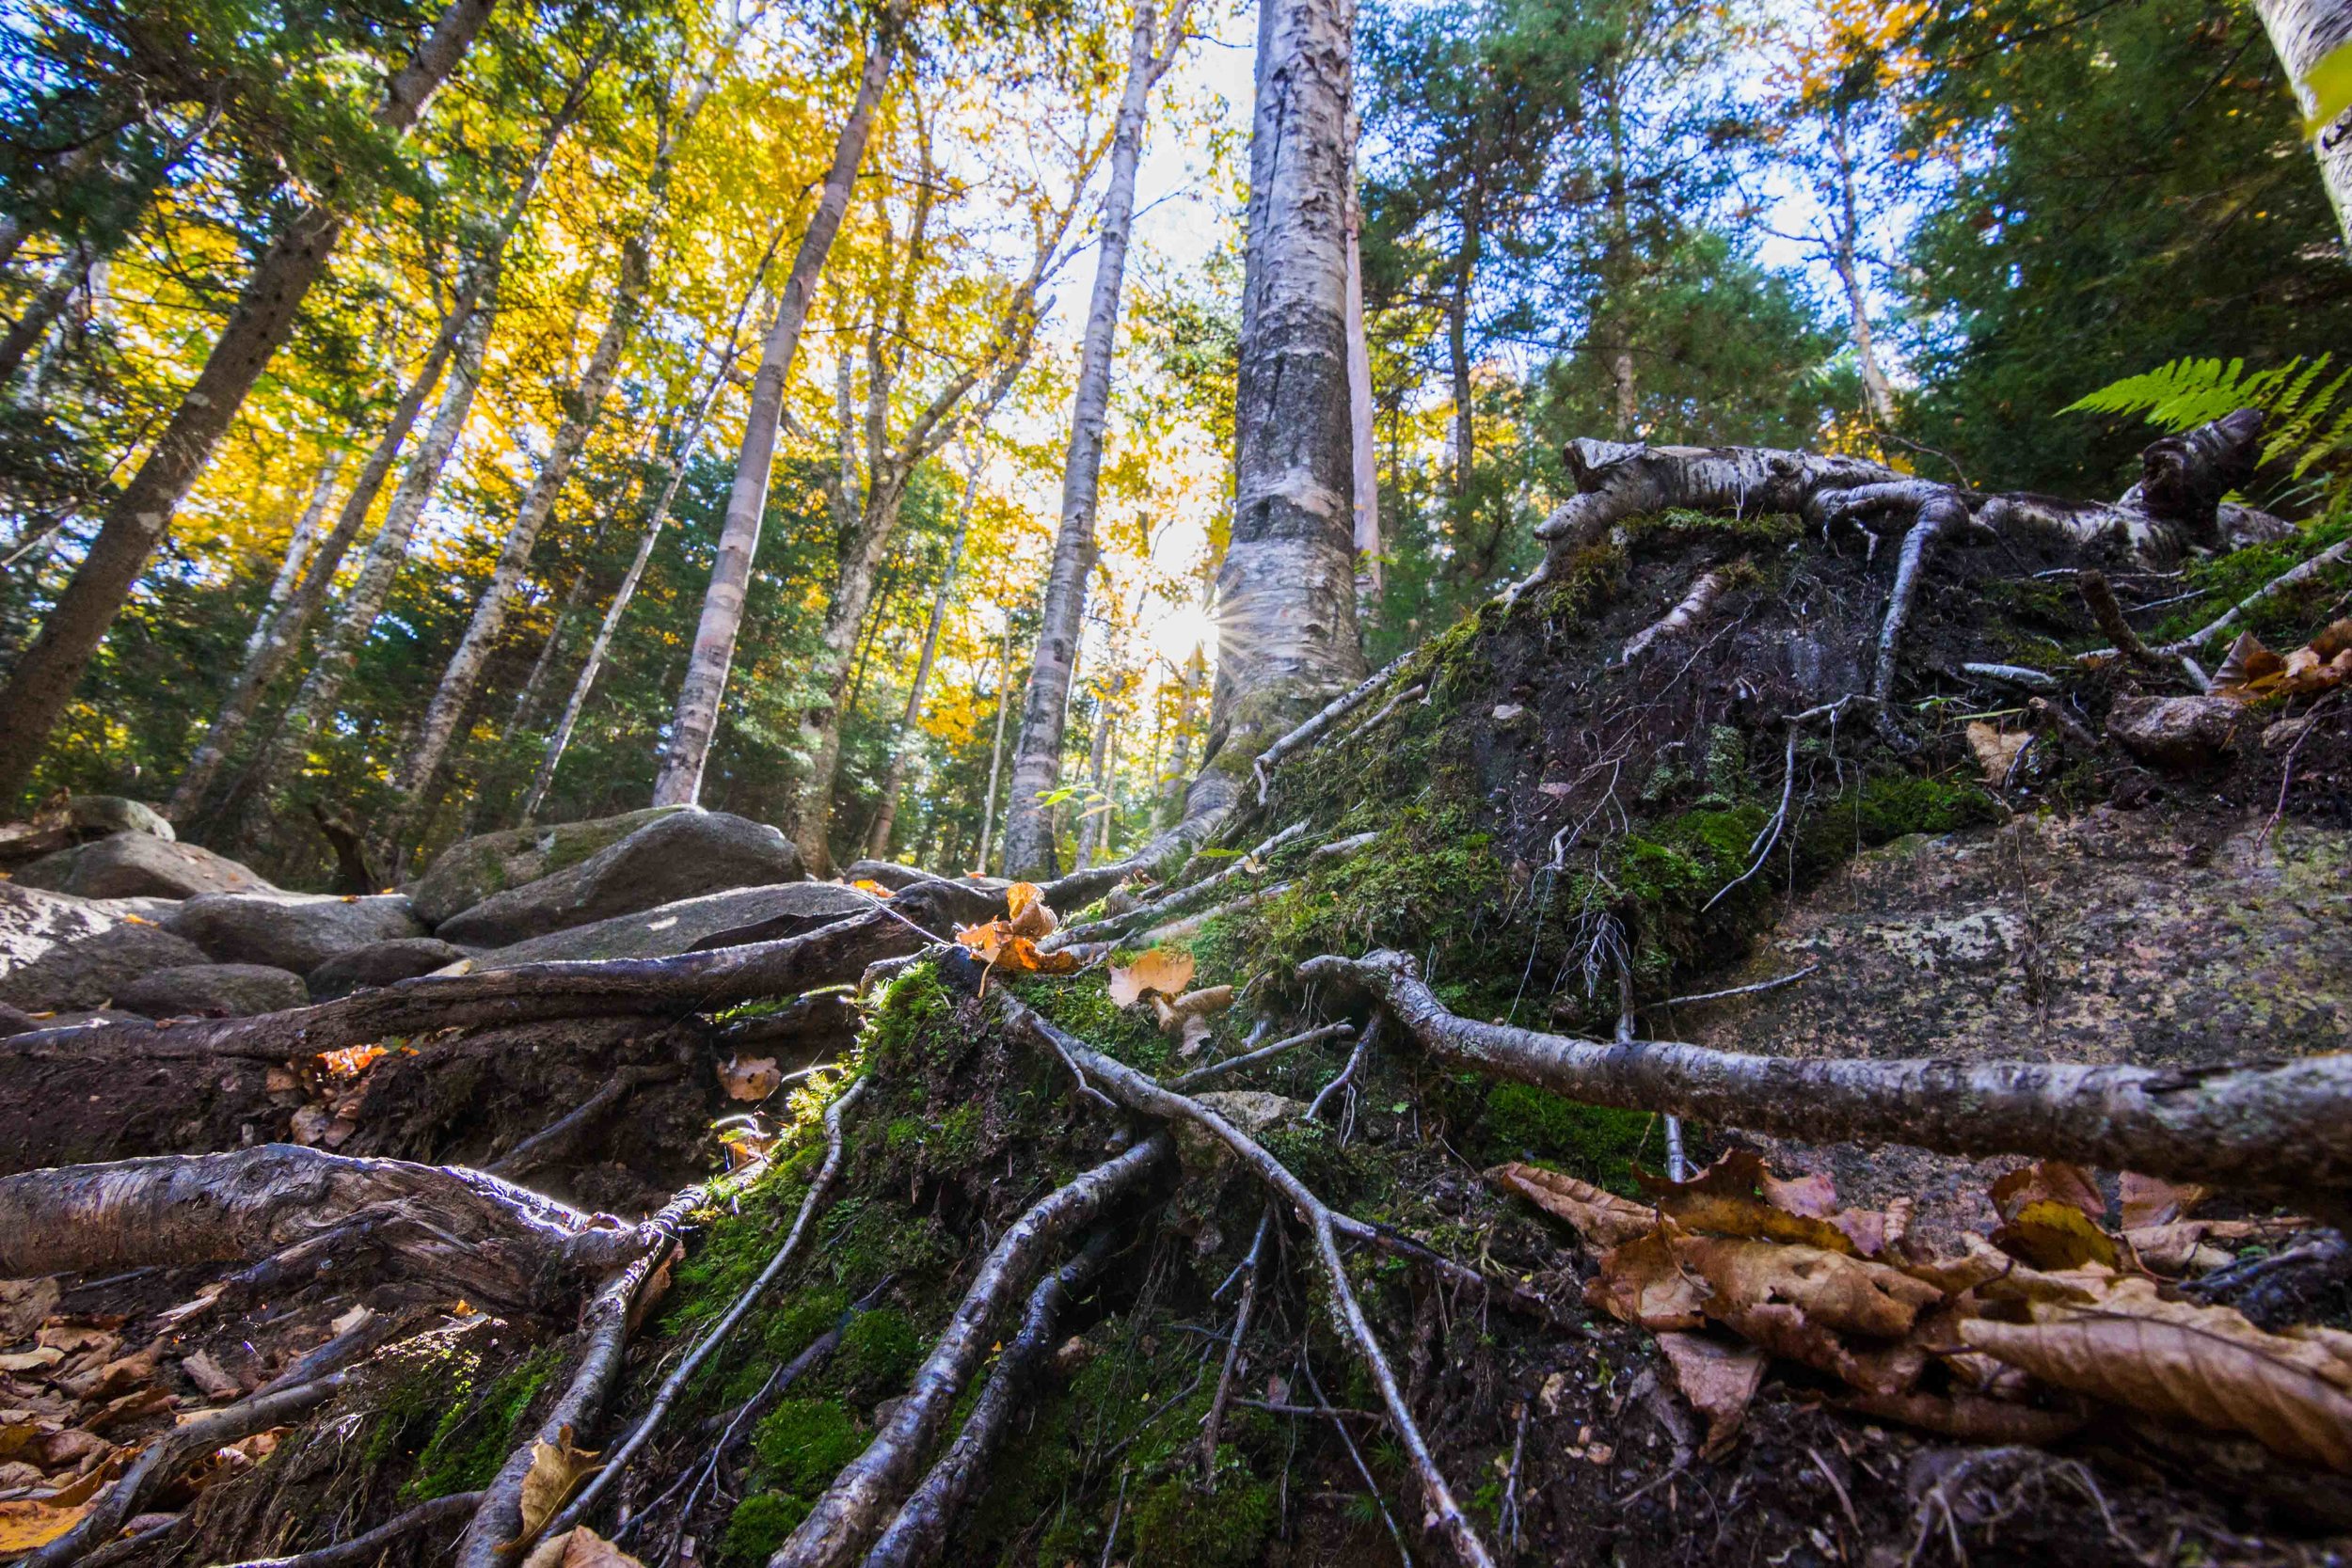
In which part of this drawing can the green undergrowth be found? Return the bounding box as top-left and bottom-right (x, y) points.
(2149, 512), (2352, 650)
(385, 1338), (564, 1502)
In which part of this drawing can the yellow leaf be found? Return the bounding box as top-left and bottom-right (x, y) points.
(506, 1426), (600, 1549)
(1105, 946), (1195, 1008)
(1993, 1199), (2122, 1272)
(850, 879), (893, 899)
(0, 1498), (88, 1552)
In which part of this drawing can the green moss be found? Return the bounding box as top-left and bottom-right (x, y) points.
(401, 1343), (563, 1501)
(834, 1307), (920, 1398)
(1010, 974), (1171, 1071)
(2151, 515), (2352, 649)
(1481, 1083), (1654, 1194)
(819, 1198), (948, 1291)
(1129, 1452), (1275, 1568)
(1626, 506), (1804, 546)
(752, 1397), (866, 1491)
(859, 961), (954, 1071)
(1840, 773), (2002, 845)
(721, 1491), (810, 1563)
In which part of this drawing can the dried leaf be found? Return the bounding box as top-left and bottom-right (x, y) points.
(1965, 721), (2031, 785)
(1585, 1227), (1708, 1331)
(849, 879), (893, 899)
(0, 1350), (61, 1374)
(289, 1105), (335, 1147)
(1674, 1235), (1943, 1339)
(0, 1497), (87, 1551)
(1651, 1189), (1860, 1255)
(2122, 1217), (2306, 1276)
(1839, 1388), (2087, 1446)
(2118, 1172), (2206, 1230)
(1989, 1160), (2105, 1225)
(1655, 1332), (1768, 1459)
(2310, 617), (2352, 661)
(1961, 1278), (2352, 1472)
(319, 1044), (386, 1079)
(953, 922), (1080, 974)
(1486, 1163), (1657, 1248)
(523, 1527), (647, 1568)
(1713, 1302), (1926, 1397)
(1994, 1199), (2122, 1271)
(1105, 947), (1195, 1008)
(1004, 883), (1057, 940)
(2213, 630), (2287, 695)
(1168, 986), (1233, 1018)
(178, 1353), (241, 1402)
(507, 1426), (600, 1548)
(0, 1280), (59, 1342)
(717, 1056), (781, 1102)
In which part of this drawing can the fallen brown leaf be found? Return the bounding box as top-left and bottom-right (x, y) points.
(1486, 1163), (1657, 1247)
(1961, 1277), (2352, 1473)
(2119, 1172), (2207, 1230)
(0, 1497), (87, 1551)
(1105, 947), (1195, 1008)
(1713, 1302), (1926, 1397)
(0, 1351), (61, 1375)
(1674, 1236), (1942, 1339)
(717, 1055), (781, 1102)
(1994, 1198), (2122, 1271)
(1989, 1160), (2105, 1225)
(1585, 1227), (1708, 1331)
(0, 1281), (58, 1342)
(1656, 1332), (1768, 1458)
(522, 1527), (648, 1568)
(1965, 721), (2032, 784)
(2214, 630), (2287, 695)
(507, 1426), (600, 1548)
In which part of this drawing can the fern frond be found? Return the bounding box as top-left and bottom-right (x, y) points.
(2062, 356), (2253, 428)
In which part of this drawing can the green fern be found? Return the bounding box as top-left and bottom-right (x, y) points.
(2066, 354), (2352, 483)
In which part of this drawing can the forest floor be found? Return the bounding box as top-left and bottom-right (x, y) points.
(3, 482), (2351, 1568)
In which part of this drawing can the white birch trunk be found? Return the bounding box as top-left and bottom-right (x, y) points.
(241, 452), (343, 667)
(865, 441), (983, 859)
(2255, 0), (2352, 245)
(975, 616), (1015, 873)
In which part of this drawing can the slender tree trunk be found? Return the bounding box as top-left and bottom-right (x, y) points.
(975, 616), (1014, 874)
(652, 18), (902, 810)
(866, 442), (982, 859)
(792, 470), (909, 872)
(1158, 642), (1202, 825)
(1076, 697), (1115, 868)
(1344, 163), (1379, 595)
(0, 0), (498, 805)
(1828, 121), (1896, 427)
(518, 230), (788, 825)
(2255, 0), (2352, 246)
(167, 76), (583, 826)
(1184, 0), (1368, 821)
(998, 0), (1191, 879)
(239, 452), (343, 667)
(0, 243), (91, 387)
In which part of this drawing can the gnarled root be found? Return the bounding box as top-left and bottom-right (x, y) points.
(859, 1228), (1120, 1568)
(0, 1145), (661, 1313)
(216, 1492), (485, 1568)
(1305, 949), (2352, 1212)
(770, 1132), (1175, 1568)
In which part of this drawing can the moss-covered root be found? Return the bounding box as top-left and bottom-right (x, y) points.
(861, 1227), (1120, 1568)
(770, 1133), (1175, 1568)
(1308, 949), (2352, 1212)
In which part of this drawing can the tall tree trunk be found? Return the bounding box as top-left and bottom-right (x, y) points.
(866, 441), (983, 860)
(1075, 695), (1115, 868)
(998, 0), (1192, 879)
(1158, 642), (1202, 825)
(167, 76), (582, 827)
(975, 616), (1015, 874)
(1344, 162), (1379, 596)
(0, 243), (91, 387)
(0, 0), (497, 805)
(651, 17), (903, 810)
(1828, 120), (1896, 427)
(380, 21), (750, 864)
(517, 229), (788, 825)
(239, 452), (343, 667)
(2255, 0), (2352, 245)
(1184, 0), (1368, 821)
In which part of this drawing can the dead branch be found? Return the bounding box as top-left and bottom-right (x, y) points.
(0, 1145), (658, 1310)
(1170, 1022), (1354, 1092)
(771, 1134), (1175, 1568)
(2162, 536), (2352, 656)
(975, 970), (1497, 1568)
(27, 1371), (354, 1568)
(1962, 662), (2060, 692)
(1135, 881), (1292, 947)
(1057, 821), (1306, 946)
(1253, 650), (1417, 804)
(1307, 949), (2352, 1212)
(1343, 682), (1424, 742)
(859, 1229), (1120, 1568)
(217, 1493), (485, 1568)
(549, 1081), (868, 1538)
(1620, 568), (1727, 664)
(1197, 1203), (1274, 1485)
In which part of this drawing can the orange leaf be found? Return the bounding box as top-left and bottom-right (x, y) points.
(1106, 946), (1195, 1008)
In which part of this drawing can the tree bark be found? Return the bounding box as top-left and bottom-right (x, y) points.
(866, 440), (983, 859)
(652, 18), (902, 810)
(2255, 0), (2352, 246)
(997, 0), (1191, 879)
(1185, 0), (1368, 823)
(0, 0), (498, 805)
(1344, 165), (1380, 594)
(1827, 119), (1896, 427)
(975, 616), (1015, 873)
(240, 452), (344, 668)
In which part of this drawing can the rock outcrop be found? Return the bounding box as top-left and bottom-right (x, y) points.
(405, 806), (694, 927)
(13, 832), (273, 899)
(305, 937), (472, 1000)
(0, 922), (213, 1011)
(472, 882), (871, 967)
(116, 962), (310, 1019)
(164, 892), (426, 974)
(433, 811), (804, 947)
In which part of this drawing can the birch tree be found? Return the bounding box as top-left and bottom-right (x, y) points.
(0, 0), (500, 804)
(996, 0), (1194, 878)
(864, 437), (983, 858)
(1182, 0), (1368, 821)
(2254, 0), (2352, 245)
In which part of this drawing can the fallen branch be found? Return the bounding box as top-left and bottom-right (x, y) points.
(1307, 949), (2352, 1212)
(1169, 1022), (1354, 1092)
(27, 1371), (354, 1568)
(0, 1145), (659, 1309)
(1056, 822), (1307, 947)
(1647, 964), (1820, 1014)
(1962, 662), (2061, 692)
(2164, 536), (2352, 655)
(1197, 1204), (1274, 1485)
(217, 1493), (485, 1568)
(859, 1230), (1120, 1568)
(971, 963), (1496, 1568)
(1343, 682), (1424, 743)
(549, 1081), (869, 1538)
(771, 1134), (1175, 1568)
(1253, 651), (1417, 804)
(1135, 881), (1292, 947)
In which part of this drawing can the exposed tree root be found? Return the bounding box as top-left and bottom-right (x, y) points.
(1308, 949), (2352, 1212)
(1253, 650), (1418, 804)
(489, 1062), (684, 1178)
(549, 1079), (868, 1538)
(1170, 1021), (1355, 1092)
(0, 1144), (667, 1308)
(1620, 568), (1728, 664)
(27, 1371), (354, 1568)
(859, 1228), (1120, 1568)
(1197, 1204), (1275, 1486)
(2159, 535), (2352, 656)
(1871, 491), (1964, 701)
(770, 1132), (1175, 1568)
(217, 1492), (485, 1568)
(1054, 821), (1306, 947)
(973, 963), (1499, 1568)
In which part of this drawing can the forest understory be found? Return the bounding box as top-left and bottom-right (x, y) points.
(3, 418), (2351, 1568)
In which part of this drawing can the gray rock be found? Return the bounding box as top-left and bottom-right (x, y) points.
(475, 882), (868, 967)
(165, 892), (426, 973)
(0, 1002), (38, 1037)
(437, 811), (804, 947)
(39, 1008), (143, 1030)
(15, 832), (274, 899)
(0, 922), (212, 1011)
(407, 806), (694, 927)
(117, 963), (308, 1020)
(0, 880), (117, 973)
(306, 937), (472, 1000)
(68, 797), (175, 842)
(2106, 694), (2249, 768)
